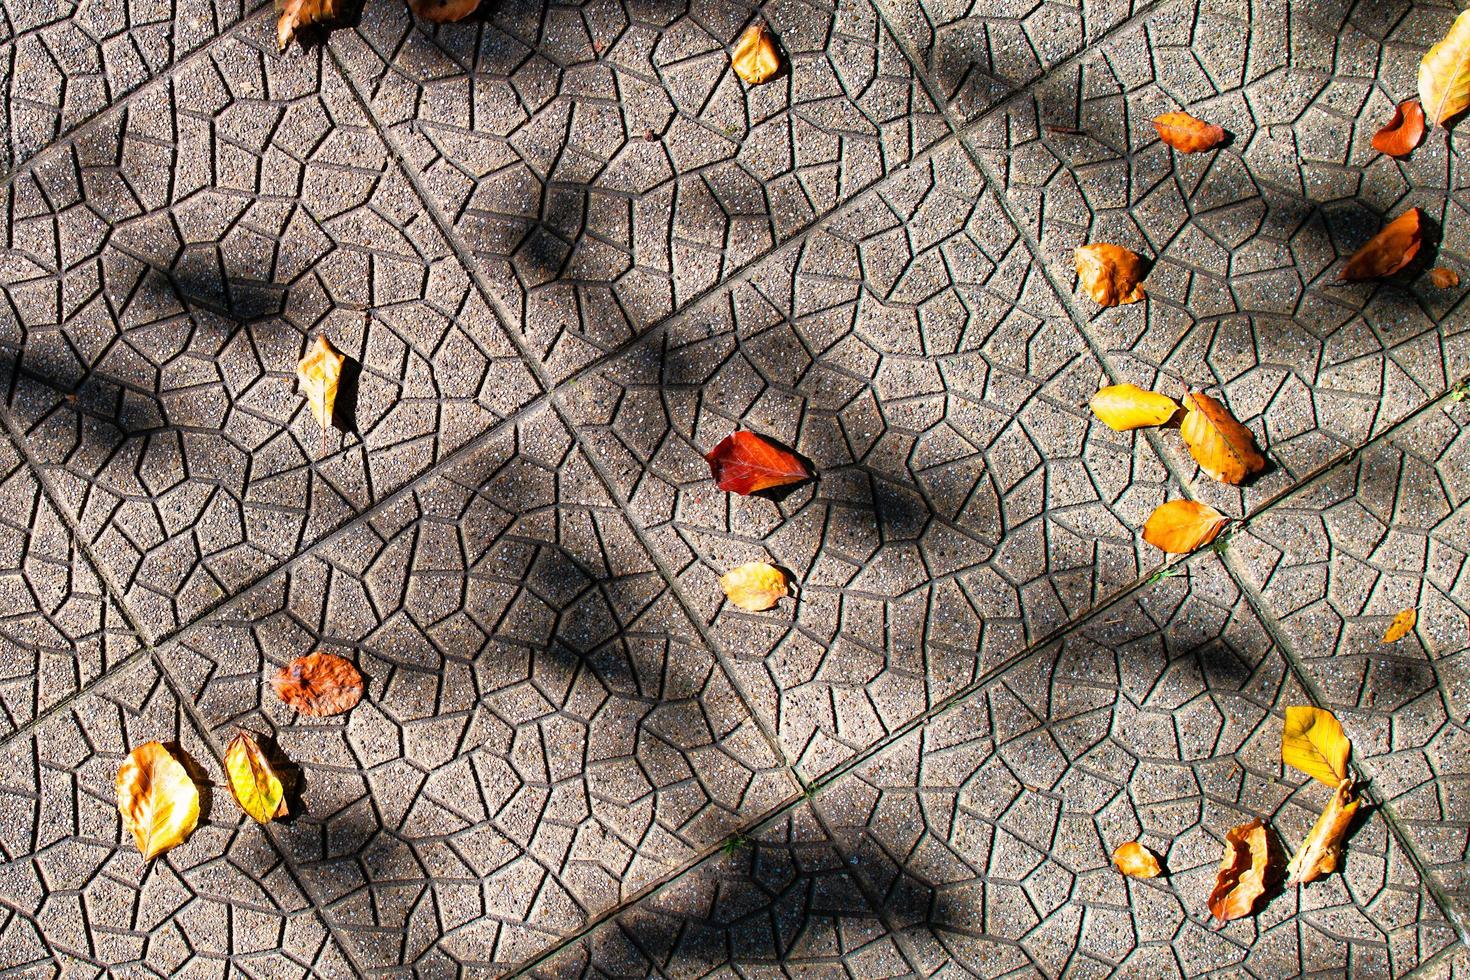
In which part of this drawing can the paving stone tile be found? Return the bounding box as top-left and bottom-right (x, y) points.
(1231, 399), (1470, 913)
(157, 405), (795, 973)
(327, 0), (950, 381)
(968, 0), (1470, 515)
(561, 143), (1183, 779)
(526, 801), (917, 978)
(0, 655), (354, 976)
(815, 556), (1459, 977)
(0, 24), (541, 642)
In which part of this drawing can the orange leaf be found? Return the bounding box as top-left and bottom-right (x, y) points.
(276, 0), (348, 50)
(1286, 779), (1360, 885)
(1338, 208), (1425, 281)
(1112, 841), (1162, 878)
(116, 742), (200, 860)
(1383, 608), (1417, 643)
(1089, 384), (1180, 431)
(410, 0), (480, 21)
(732, 22), (782, 85)
(1208, 818), (1275, 923)
(705, 430), (810, 495)
(1180, 392), (1266, 485)
(273, 652), (364, 717)
(1142, 500), (1229, 554)
(1432, 266), (1460, 288)
(1153, 111), (1226, 153)
(719, 562), (792, 611)
(1075, 244), (1147, 307)
(1372, 100), (1426, 157)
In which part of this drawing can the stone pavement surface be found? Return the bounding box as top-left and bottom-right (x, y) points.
(0, 0), (1468, 974)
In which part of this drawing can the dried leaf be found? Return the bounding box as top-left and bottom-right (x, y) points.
(1142, 500), (1229, 554)
(297, 335), (345, 455)
(1383, 608), (1417, 644)
(1287, 779), (1361, 885)
(1112, 841), (1162, 879)
(705, 430), (810, 495)
(116, 742), (200, 860)
(1432, 266), (1460, 288)
(1180, 392), (1266, 485)
(1282, 706), (1351, 788)
(1419, 9), (1470, 127)
(1153, 111), (1226, 153)
(732, 22), (781, 85)
(1209, 818), (1274, 923)
(1089, 384), (1180, 431)
(225, 732), (288, 824)
(276, 0), (347, 50)
(409, 0), (480, 22)
(719, 562), (792, 611)
(1372, 100), (1426, 157)
(1075, 243), (1147, 306)
(273, 652), (364, 717)
(1338, 208), (1425, 281)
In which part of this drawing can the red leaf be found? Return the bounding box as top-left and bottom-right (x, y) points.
(705, 430), (810, 495)
(272, 652), (364, 717)
(1372, 100), (1426, 157)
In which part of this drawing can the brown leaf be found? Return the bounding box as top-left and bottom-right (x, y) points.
(1287, 779), (1361, 885)
(1419, 9), (1470, 127)
(297, 335), (345, 455)
(273, 652), (364, 717)
(1153, 111), (1226, 153)
(1112, 841), (1163, 878)
(1142, 500), (1229, 554)
(225, 732), (289, 824)
(1209, 818), (1275, 923)
(1282, 706), (1351, 788)
(1089, 383), (1180, 431)
(116, 742), (200, 860)
(276, 0), (348, 50)
(719, 562), (792, 611)
(1338, 208), (1425, 281)
(705, 430), (810, 495)
(410, 0), (481, 21)
(1372, 100), (1426, 157)
(1432, 266), (1460, 288)
(1180, 392), (1266, 485)
(1383, 608), (1417, 643)
(1075, 243), (1147, 306)
(732, 22), (781, 85)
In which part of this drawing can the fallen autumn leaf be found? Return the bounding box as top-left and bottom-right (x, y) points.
(1209, 818), (1275, 923)
(1372, 100), (1426, 157)
(1286, 778), (1360, 885)
(1383, 608), (1417, 643)
(1180, 392), (1266, 485)
(1419, 8), (1470, 127)
(719, 561), (792, 611)
(732, 22), (781, 85)
(1282, 706), (1351, 788)
(1153, 111), (1226, 153)
(410, 0), (481, 20)
(1075, 243), (1147, 307)
(1112, 841), (1163, 878)
(276, 0), (347, 50)
(297, 335), (345, 456)
(1089, 384), (1180, 431)
(225, 732), (289, 824)
(116, 741), (201, 860)
(1339, 208), (1425, 281)
(1432, 267), (1461, 288)
(1142, 500), (1229, 554)
(705, 430), (810, 495)
(273, 652), (364, 717)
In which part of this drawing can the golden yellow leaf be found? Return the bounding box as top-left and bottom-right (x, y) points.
(1089, 384), (1180, 431)
(1112, 841), (1162, 878)
(1383, 608), (1417, 644)
(225, 732), (288, 825)
(1282, 706), (1351, 788)
(297, 335), (345, 456)
(276, 0), (348, 50)
(116, 742), (200, 860)
(1286, 778), (1360, 885)
(1180, 392), (1266, 485)
(719, 562), (791, 611)
(1074, 243), (1146, 306)
(1142, 500), (1229, 554)
(1420, 8), (1470, 127)
(1209, 818), (1275, 923)
(732, 22), (781, 85)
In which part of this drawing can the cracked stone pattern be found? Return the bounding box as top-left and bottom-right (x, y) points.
(1232, 399), (1470, 913)
(814, 557), (1459, 977)
(327, 0), (949, 381)
(0, 24), (541, 641)
(157, 406), (794, 973)
(562, 143), (1181, 778)
(968, 0), (1470, 516)
(0, 656), (353, 976)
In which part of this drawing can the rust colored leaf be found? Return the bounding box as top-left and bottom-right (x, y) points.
(732, 22), (781, 85)
(1432, 266), (1460, 288)
(1383, 608), (1417, 644)
(1339, 208), (1425, 281)
(225, 732), (288, 824)
(297, 335), (345, 456)
(273, 652), (364, 717)
(1419, 9), (1470, 127)
(1282, 706), (1351, 788)
(1153, 111), (1226, 153)
(1089, 383), (1180, 431)
(719, 562), (792, 611)
(1209, 818), (1275, 923)
(1180, 392), (1267, 485)
(1075, 243), (1146, 307)
(116, 742), (200, 860)
(276, 0), (347, 49)
(1287, 779), (1361, 885)
(705, 430), (810, 495)
(1142, 500), (1229, 554)
(1372, 100), (1426, 157)
(410, 0), (480, 22)
(1112, 841), (1163, 879)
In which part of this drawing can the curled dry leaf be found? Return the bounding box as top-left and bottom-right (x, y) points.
(297, 335), (345, 455)
(1089, 384), (1180, 431)
(705, 430), (810, 495)
(410, 0), (481, 21)
(1339, 207), (1425, 281)
(1372, 100), (1426, 157)
(225, 732), (288, 824)
(1209, 819), (1275, 923)
(1419, 8), (1470, 127)
(276, 0), (347, 50)
(1153, 111), (1226, 153)
(732, 22), (781, 85)
(1432, 266), (1460, 288)
(1142, 500), (1229, 554)
(1287, 778), (1360, 885)
(1180, 392), (1266, 485)
(719, 562), (792, 611)
(273, 652), (364, 717)
(1383, 608), (1417, 644)
(1112, 841), (1162, 879)
(116, 741), (200, 860)
(1074, 243), (1146, 307)
(1282, 706), (1351, 788)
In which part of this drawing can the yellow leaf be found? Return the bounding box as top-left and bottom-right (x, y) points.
(1383, 608), (1417, 644)
(1282, 706), (1351, 788)
(276, 0), (348, 50)
(732, 23), (782, 85)
(1089, 384), (1180, 431)
(1419, 8), (1470, 127)
(1180, 392), (1266, 485)
(1074, 243), (1146, 306)
(116, 742), (200, 860)
(297, 335), (345, 456)
(719, 562), (791, 611)
(1112, 841), (1162, 878)
(1286, 779), (1360, 885)
(1208, 818), (1275, 923)
(225, 732), (288, 825)
(1142, 500), (1229, 554)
